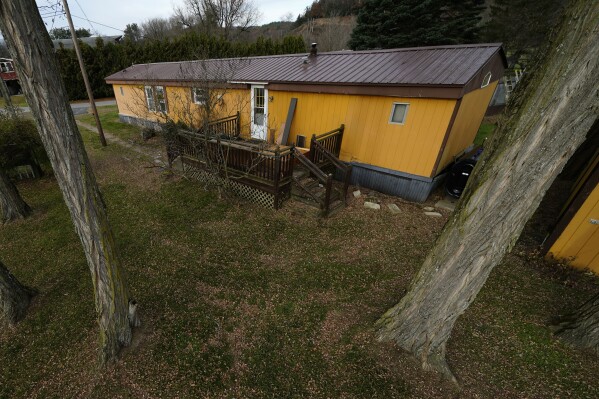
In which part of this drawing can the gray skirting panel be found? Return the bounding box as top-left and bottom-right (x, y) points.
(346, 162), (446, 202)
(118, 114), (163, 130)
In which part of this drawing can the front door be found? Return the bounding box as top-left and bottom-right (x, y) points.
(250, 85), (267, 140)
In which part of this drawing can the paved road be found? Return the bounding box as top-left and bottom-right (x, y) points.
(16, 99), (117, 115)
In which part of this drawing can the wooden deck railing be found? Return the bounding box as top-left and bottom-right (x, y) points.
(200, 112), (240, 139)
(173, 126), (294, 209)
(310, 139), (352, 205)
(293, 147), (333, 215)
(309, 124), (351, 205)
(311, 124), (344, 162)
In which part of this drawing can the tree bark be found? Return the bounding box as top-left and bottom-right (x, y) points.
(553, 293), (599, 353)
(0, 169), (31, 223)
(0, 1), (138, 364)
(0, 260), (36, 326)
(377, 0), (599, 382)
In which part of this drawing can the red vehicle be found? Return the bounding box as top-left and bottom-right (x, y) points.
(0, 58), (21, 95)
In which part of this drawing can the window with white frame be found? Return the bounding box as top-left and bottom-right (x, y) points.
(144, 85), (167, 113)
(192, 87), (209, 105)
(481, 72), (492, 88)
(389, 103), (409, 125)
(155, 86), (167, 113)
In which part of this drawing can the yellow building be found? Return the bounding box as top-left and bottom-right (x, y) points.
(546, 150), (599, 273)
(106, 44), (506, 202)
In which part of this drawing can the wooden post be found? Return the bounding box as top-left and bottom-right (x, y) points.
(337, 124), (345, 157)
(323, 174), (333, 217)
(60, 0), (107, 147)
(236, 111), (240, 138)
(273, 146), (281, 209)
(343, 165), (352, 206)
(310, 134), (317, 163)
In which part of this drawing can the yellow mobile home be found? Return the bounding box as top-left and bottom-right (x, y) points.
(106, 44), (506, 202)
(545, 150), (599, 273)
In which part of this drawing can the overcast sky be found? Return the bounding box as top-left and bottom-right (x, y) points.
(35, 0), (313, 36)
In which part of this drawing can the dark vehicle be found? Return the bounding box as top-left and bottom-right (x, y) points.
(445, 158), (477, 198)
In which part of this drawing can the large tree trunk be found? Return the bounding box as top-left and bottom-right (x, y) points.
(0, 260), (36, 326)
(377, 0), (599, 381)
(553, 293), (599, 353)
(0, 1), (139, 363)
(0, 169), (31, 223)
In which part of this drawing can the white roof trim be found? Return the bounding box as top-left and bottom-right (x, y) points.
(229, 81), (269, 85)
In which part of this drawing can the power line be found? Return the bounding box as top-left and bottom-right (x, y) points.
(70, 14), (124, 33)
(73, 0), (96, 34)
(37, 2), (124, 35)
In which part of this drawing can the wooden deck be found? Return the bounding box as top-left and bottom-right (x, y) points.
(168, 114), (349, 215)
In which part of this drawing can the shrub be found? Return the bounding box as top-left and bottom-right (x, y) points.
(0, 112), (47, 176)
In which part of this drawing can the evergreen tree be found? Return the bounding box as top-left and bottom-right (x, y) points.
(483, 0), (567, 63)
(124, 23), (142, 42)
(349, 0), (484, 50)
(49, 27), (91, 39)
(53, 32), (307, 100)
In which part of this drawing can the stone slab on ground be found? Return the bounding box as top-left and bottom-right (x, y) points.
(424, 211), (443, 217)
(353, 190), (362, 198)
(387, 203), (401, 214)
(364, 201), (381, 210)
(435, 199), (457, 212)
(423, 206), (435, 212)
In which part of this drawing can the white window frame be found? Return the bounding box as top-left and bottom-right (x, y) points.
(192, 87), (208, 105)
(144, 85), (167, 114)
(389, 102), (409, 125)
(481, 72), (492, 88)
(144, 86), (155, 112)
(155, 86), (167, 113)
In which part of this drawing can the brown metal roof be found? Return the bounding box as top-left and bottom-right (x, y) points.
(106, 43), (506, 89)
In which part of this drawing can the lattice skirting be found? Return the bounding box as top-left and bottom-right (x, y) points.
(183, 163), (283, 209)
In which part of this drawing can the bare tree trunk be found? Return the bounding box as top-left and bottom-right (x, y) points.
(0, 169), (31, 223)
(553, 293), (599, 353)
(0, 77), (16, 117)
(0, 0), (139, 363)
(0, 260), (36, 326)
(377, 0), (599, 382)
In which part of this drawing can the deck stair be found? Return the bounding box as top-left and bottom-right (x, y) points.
(290, 125), (352, 217)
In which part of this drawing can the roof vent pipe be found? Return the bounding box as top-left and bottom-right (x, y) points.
(310, 43), (317, 57)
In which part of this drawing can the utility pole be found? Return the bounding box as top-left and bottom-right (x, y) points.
(60, 0), (107, 146)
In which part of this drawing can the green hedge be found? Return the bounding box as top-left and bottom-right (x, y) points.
(55, 33), (307, 100)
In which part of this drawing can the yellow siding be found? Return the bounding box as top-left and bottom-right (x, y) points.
(269, 91), (456, 177)
(114, 84), (146, 118)
(113, 84), (251, 133)
(549, 184), (599, 273)
(115, 83), (464, 177)
(435, 81), (498, 175)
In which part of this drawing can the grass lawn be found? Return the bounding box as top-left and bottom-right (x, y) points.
(0, 94), (27, 108)
(1, 119), (599, 398)
(76, 105), (146, 144)
(475, 122), (497, 146)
